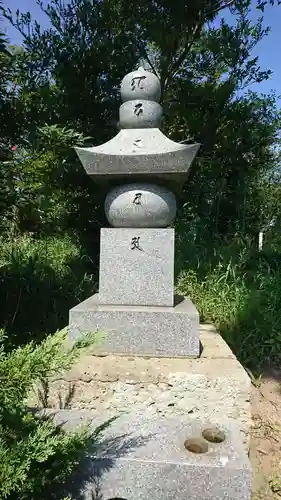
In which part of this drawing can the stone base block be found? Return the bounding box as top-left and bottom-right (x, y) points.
(50, 410), (252, 500)
(69, 293), (200, 357)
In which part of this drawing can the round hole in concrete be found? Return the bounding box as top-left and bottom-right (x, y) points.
(202, 427), (226, 444)
(107, 498), (127, 500)
(184, 438), (208, 454)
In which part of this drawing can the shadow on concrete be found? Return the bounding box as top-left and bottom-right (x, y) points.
(28, 408), (152, 499)
(55, 420), (154, 500)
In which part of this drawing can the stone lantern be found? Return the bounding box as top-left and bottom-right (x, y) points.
(69, 66), (201, 357)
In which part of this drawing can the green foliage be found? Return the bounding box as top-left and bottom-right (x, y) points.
(2, 0), (279, 238)
(0, 160), (15, 226)
(1, 0), (281, 370)
(37, 124), (91, 152)
(1, 124), (97, 235)
(0, 125), (102, 349)
(176, 235), (281, 370)
(0, 328), (105, 500)
(3, 2), (281, 495)
(0, 234), (97, 347)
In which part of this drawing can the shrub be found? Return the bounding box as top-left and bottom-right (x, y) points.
(0, 328), (104, 500)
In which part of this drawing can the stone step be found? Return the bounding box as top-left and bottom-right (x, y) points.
(48, 409), (252, 500)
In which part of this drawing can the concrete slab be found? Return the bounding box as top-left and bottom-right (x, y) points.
(48, 409), (252, 500)
(30, 326), (251, 451)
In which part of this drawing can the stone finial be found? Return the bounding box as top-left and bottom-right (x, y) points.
(75, 65), (200, 194)
(119, 67), (163, 129)
(120, 67), (161, 102)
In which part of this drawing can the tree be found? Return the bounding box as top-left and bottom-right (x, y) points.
(1, 0), (280, 240)
(0, 1), (9, 54)
(1, 0), (278, 139)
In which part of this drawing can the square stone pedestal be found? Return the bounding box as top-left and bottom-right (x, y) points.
(99, 228), (175, 307)
(69, 293), (200, 357)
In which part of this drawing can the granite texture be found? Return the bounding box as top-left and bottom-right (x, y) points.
(75, 66), (200, 191)
(68, 293), (200, 357)
(104, 184), (177, 228)
(99, 228), (175, 306)
(120, 66), (161, 102)
(76, 128), (199, 156)
(75, 130), (200, 178)
(47, 410), (252, 500)
(75, 129), (200, 195)
(119, 100), (163, 129)
(41, 326), (251, 451)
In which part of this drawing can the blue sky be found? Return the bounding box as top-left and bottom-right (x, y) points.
(2, 0), (281, 101)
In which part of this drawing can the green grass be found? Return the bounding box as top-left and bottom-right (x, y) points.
(1, 229), (281, 370)
(176, 234), (281, 370)
(0, 233), (98, 348)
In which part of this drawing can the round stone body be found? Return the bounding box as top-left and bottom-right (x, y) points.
(119, 100), (162, 129)
(120, 67), (161, 103)
(105, 183), (177, 228)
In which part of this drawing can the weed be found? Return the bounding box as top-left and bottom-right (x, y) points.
(0, 234), (97, 348)
(176, 236), (281, 369)
(269, 472), (281, 494)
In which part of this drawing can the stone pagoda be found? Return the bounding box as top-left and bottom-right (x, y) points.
(64, 67), (252, 500)
(69, 66), (200, 357)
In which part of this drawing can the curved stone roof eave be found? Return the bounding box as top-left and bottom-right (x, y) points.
(75, 129), (200, 176)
